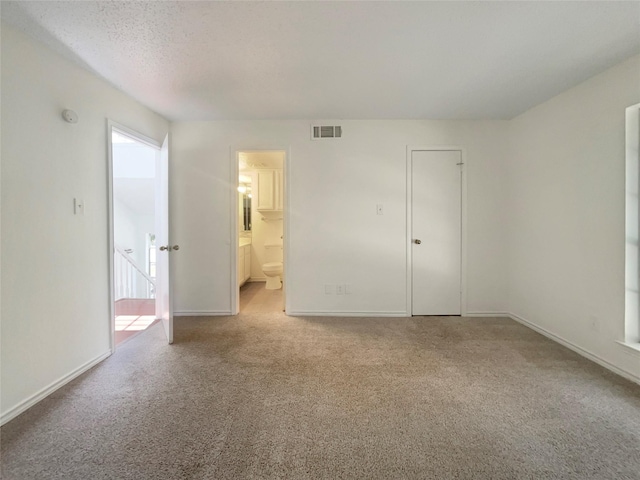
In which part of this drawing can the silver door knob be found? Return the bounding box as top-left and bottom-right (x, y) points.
(414, 239), (422, 244)
(172, 245), (180, 251)
(159, 245), (169, 251)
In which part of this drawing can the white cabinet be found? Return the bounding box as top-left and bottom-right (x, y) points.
(257, 171), (275, 210)
(238, 248), (245, 286)
(238, 244), (251, 286)
(257, 169), (283, 212)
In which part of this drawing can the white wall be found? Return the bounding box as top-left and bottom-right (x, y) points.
(113, 197), (138, 257)
(113, 141), (157, 270)
(0, 24), (168, 423)
(170, 120), (508, 316)
(136, 215), (155, 270)
(113, 143), (156, 178)
(507, 54), (640, 382)
(113, 196), (154, 300)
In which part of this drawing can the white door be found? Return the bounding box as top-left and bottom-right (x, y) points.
(155, 134), (174, 343)
(411, 150), (462, 315)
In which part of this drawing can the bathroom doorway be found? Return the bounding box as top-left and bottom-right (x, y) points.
(233, 150), (286, 314)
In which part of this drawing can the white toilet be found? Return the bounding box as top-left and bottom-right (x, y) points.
(262, 262), (283, 290)
(262, 242), (283, 289)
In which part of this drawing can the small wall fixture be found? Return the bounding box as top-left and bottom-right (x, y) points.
(62, 109), (78, 123)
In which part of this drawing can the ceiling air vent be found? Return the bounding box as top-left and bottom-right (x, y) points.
(311, 125), (342, 140)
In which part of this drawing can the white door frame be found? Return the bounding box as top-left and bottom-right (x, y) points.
(229, 146), (291, 315)
(406, 146), (468, 316)
(106, 120), (162, 353)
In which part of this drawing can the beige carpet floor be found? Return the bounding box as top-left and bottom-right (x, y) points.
(1, 314), (639, 479)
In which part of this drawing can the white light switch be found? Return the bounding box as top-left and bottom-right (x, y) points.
(377, 204), (383, 215)
(74, 198), (84, 215)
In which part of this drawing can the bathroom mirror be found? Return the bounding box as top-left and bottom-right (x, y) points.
(242, 190), (252, 231)
(238, 177), (252, 232)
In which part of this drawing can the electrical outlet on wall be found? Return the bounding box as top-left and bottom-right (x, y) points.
(344, 284), (352, 294)
(336, 285), (345, 295)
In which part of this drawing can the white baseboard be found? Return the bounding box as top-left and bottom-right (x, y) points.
(287, 310), (408, 317)
(173, 310), (232, 317)
(0, 350), (112, 426)
(508, 312), (640, 386)
(465, 311), (511, 317)
(249, 277), (266, 282)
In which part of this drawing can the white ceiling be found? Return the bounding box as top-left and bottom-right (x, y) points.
(2, 1), (639, 121)
(239, 151), (285, 171)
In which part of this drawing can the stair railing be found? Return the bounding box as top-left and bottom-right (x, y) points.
(114, 245), (156, 300)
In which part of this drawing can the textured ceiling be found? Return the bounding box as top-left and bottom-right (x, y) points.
(2, 1), (639, 121)
(239, 151), (285, 171)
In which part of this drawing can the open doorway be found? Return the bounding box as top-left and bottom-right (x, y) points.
(110, 127), (160, 346)
(234, 151), (286, 314)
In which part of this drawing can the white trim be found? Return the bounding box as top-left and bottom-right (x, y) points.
(509, 312), (640, 386)
(283, 148), (291, 315)
(111, 122), (161, 149)
(460, 149), (468, 316)
(406, 146), (468, 316)
(106, 120), (163, 353)
(287, 310), (408, 317)
(173, 310), (232, 317)
(625, 103), (640, 344)
(249, 276), (267, 282)
(230, 146), (291, 316)
(107, 120), (116, 353)
(466, 311), (511, 317)
(0, 350), (112, 426)
(230, 148), (239, 315)
(405, 146), (412, 316)
(616, 340), (640, 356)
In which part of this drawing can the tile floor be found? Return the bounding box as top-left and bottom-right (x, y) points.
(114, 298), (158, 346)
(239, 281), (284, 313)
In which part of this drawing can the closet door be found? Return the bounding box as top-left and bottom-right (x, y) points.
(411, 150), (462, 315)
